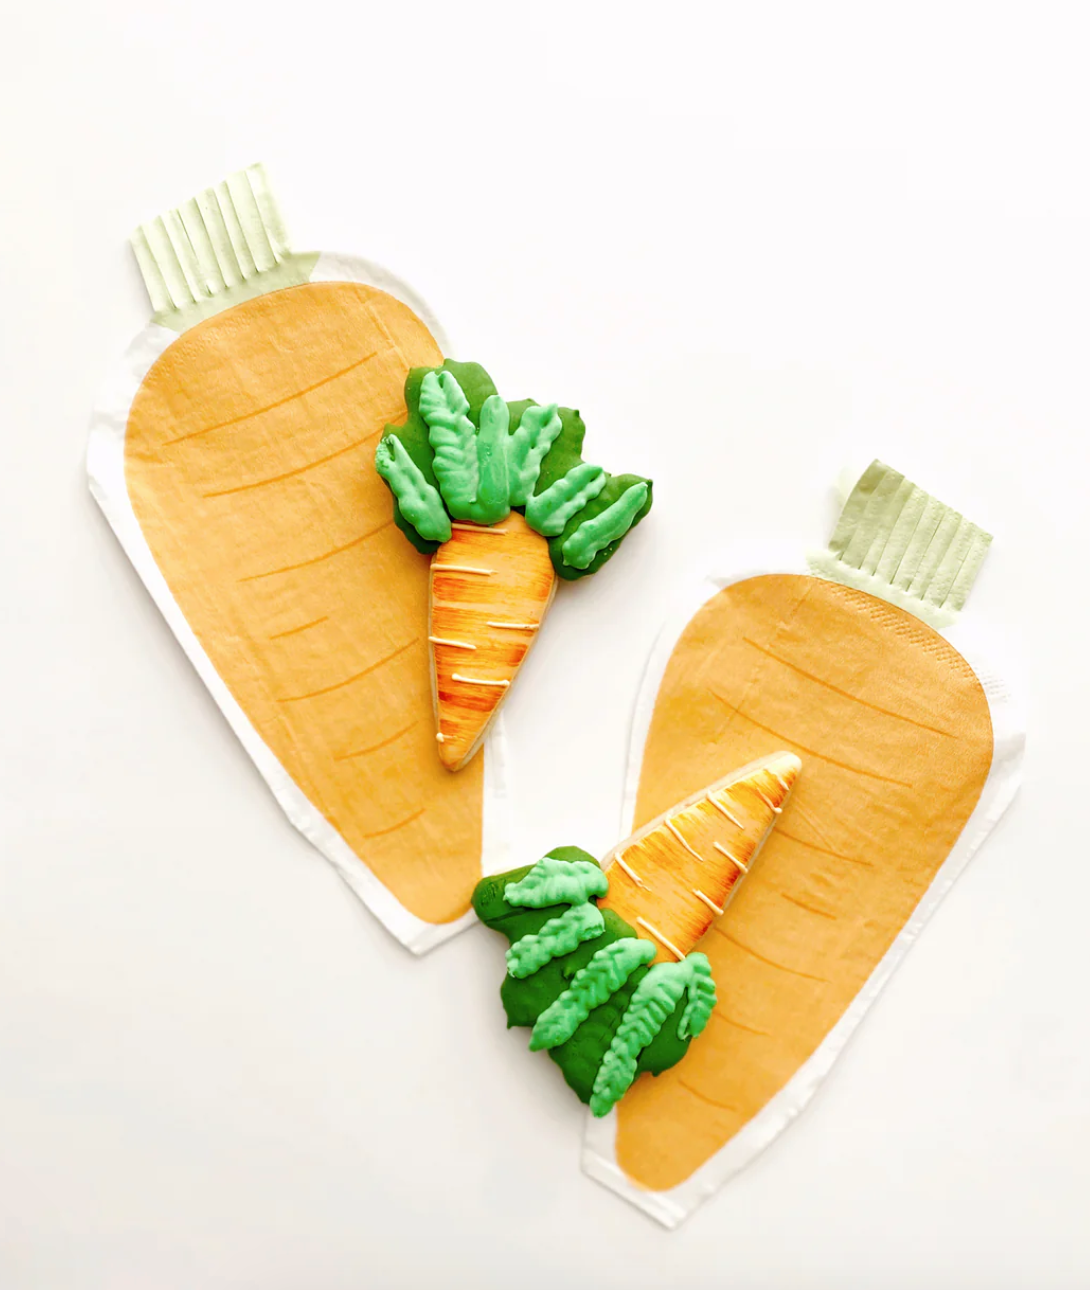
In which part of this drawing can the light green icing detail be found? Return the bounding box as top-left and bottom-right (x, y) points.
(589, 958), (697, 1117)
(129, 163), (318, 333)
(677, 953), (717, 1040)
(506, 903), (605, 980)
(419, 370), (480, 520)
(507, 404), (564, 506)
(374, 436), (452, 542)
(529, 937), (656, 1051)
(416, 374), (517, 525)
(561, 481), (650, 571)
(473, 395), (513, 525)
(503, 856), (608, 909)
(807, 460), (992, 629)
(525, 462), (608, 537)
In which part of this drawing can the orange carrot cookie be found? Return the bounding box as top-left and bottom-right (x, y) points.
(87, 166), (511, 952)
(472, 755), (796, 1115)
(428, 514), (557, 770)
(582, 461), (1025, 1227)
(600, 753), (800, 962)
(375, 362), (654, 770)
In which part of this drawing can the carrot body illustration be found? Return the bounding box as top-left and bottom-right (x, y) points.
(430, 515), (557, 771)
(600, 753), (800, 962)
(119, 271), (489, 928)
(577, 463), (1021, 1225)
(606, 532), (999, 1197)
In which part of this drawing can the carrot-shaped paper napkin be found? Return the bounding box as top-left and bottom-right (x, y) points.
(582, 461), (1024, 1226)
(88, 165), (653, 953)
(87, 165), (508, 952)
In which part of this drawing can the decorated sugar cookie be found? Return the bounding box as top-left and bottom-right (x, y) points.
(376, 362), (652, 770)
(582, 462), (1025, 1227)
(473, 754), (799, 1115)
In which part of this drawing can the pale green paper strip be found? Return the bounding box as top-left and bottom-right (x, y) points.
(810, 460), (992, 629)
(177, 198), (225, 296)
(226, 170), (275, 272)
(130, 163), (317, 333)
(217, 175), (258, 278)
(195, 188), (242, 289)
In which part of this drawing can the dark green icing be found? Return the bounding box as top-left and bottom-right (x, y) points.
(472, 849), (695, 1109)
(377, 363), (653, 579)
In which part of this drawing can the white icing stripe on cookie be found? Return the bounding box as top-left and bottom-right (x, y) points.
(451, 674), (510, 688)
(707, 793), (742, 827)
(450, 522), (508, 535)
(713, 841), (748, 873)
(693, 889), (725, 917)
(755, 786), (782, 814)
(486, 621), (540, 630)
(432, 564), (494, 576)
(664, 817), (706, 864)
(636, 917), (685, 962)
(428, 636), (476, 650)
(613, 853), (644, 886)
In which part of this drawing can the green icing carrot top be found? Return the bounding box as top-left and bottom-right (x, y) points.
(374, 361), (653, 579)
(472, 848), (717, 1116)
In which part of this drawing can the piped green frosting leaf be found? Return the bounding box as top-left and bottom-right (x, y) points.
(473, 394), (512, 524)
(374, 436), (452, 543)
(377, 362), (497, 556)
(589, 959), (696, 1117)
(507, 403), (564, 505)
(506, 903), (605, 979)
(678, 953), (717, 1040)
(561, 481), (650, 571)
(529, 937), (656, 1051)
(379, 361), (653, 578)
(418, 370), (480, 520)
(473, 853), (714, 1110)
(504, 856), (608, 909)
(525, 462), (608, 536)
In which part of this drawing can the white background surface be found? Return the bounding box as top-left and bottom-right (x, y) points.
(1, 3), (1086, 1287)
